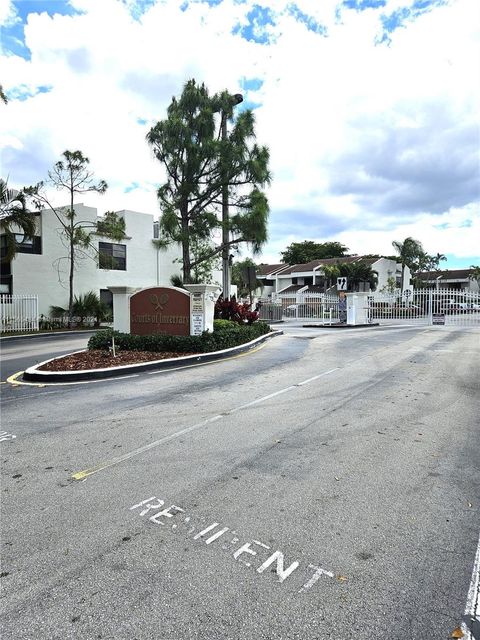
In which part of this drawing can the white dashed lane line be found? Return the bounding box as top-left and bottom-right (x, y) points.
(462, 534), (480, 639)
(72, 366), (341, 480)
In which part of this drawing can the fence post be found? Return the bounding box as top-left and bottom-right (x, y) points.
(428, 289), (433, 325)
(0, 294), (39, 333)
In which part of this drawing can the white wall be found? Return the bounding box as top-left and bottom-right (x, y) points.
(9, 204), (184, 316)
(99, 209), (181, 291)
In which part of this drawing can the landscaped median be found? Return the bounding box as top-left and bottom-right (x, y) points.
(23, 320), (282, 383)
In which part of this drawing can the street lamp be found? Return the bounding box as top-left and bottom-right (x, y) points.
(221, 93), (243, 300)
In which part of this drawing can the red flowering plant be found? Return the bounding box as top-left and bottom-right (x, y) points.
(214, 297), (259, 325)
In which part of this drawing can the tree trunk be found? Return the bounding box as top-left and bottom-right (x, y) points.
(68, 199), (75, 329)
(181, 204), (191, 284)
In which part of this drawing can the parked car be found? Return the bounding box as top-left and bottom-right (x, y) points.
(284, 304), (298, 317)
(370, 304), (423, 318)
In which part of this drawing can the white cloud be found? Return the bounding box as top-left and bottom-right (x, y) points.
(0, 0), (18, 26)
(0, 0), (478, 268)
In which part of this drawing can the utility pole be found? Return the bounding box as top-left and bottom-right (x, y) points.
(221, 93), (243, 300)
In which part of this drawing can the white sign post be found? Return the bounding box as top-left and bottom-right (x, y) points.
(184, 284), (220, 336)
(191, 292), (205, 336)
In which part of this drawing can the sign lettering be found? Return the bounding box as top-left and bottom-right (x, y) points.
(130, 287), (191, 336)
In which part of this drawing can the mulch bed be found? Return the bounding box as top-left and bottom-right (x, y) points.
(38, 349), (199, 371)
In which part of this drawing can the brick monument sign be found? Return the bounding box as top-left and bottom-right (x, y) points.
(130, 286), (190, 336)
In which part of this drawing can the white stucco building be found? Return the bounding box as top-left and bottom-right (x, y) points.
(415, 269), (479, 292)
(1, 204), (221, 317)
(256, 256), (411, 298)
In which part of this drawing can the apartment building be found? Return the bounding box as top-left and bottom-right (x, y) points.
(1, 204), (192, 316)
(256, 256), (410, 298)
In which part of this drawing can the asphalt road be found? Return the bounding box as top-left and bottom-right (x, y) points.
(0, 331), (96, 381)
(1, 325), (479, 640)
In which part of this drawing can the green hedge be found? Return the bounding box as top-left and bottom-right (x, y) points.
(88, 321), (271, 353)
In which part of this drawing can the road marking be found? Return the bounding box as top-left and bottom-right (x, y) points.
(297, 368), (341, 386)
(129, 497), (163, 516)
(193, 523), (220, 540)
(257, 550), (300, 582)
(1, 388), (83, 403)
(205, 527), (230, 545)
(6, 372), (24, 385)
(71, 366), (340, 480)
(229, 386), (298, 413)
(130, 494), (335, 593)
(0, 431), (17, 442)
(298, 564), (335, 593)
(146, 343), (268, 376)
(149, 504), (184, 525)
(461, 533), (480, 639)
(72, 414), (224, 480)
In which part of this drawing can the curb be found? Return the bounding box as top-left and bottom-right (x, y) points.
(23, 330), (283, 383)
(1, 329), (97, 342)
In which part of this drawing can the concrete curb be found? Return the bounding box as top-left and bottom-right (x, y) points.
(23, 330), (283, 383)
(1, 330), (97, 342)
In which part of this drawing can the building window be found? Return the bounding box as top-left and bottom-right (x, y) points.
(15, 234), (42, 254)
(291, 277), (298, 284)
(100, 289), (113, 313)
(0, 234), (41, 256)
(99, 242), (126, 270)
(0, 261), (12, 294)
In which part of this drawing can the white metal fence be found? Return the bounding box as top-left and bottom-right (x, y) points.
(367, 288), (480, 326)
(0, 295), (39, 332)
(258, 302), (283, 322)
(270, 293), (341, 323)
(264, 288), (479, 327)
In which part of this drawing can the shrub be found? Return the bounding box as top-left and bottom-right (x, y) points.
(214, 298), (259, 324)
(73, 291), (111, 327)
(39, 315), (68, 330)
(88, 321), (271, 353)
(213, 319), (238, 331)
(49, 291), (111, 327)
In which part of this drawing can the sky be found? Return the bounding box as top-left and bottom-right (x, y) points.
(1, 0), (479, 269)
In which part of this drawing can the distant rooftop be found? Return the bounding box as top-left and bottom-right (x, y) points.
(416, 269), (475, 281)
(257, 255), (394, 276)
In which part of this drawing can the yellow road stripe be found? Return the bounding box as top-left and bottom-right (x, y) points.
(72, 470), (93, 480)
(72, 414), (226, 481)
(6, 372), (25, 385)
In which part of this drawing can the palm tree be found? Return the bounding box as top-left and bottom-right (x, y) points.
(322, 264), (340, 292)
(392, 237), (424, 292)
(338, 262), (378, 292)
(415, 251), (446, 284)
(470, 265), (480, 284)
(351, 262), (378, 291)
(0, 179), (37, 262)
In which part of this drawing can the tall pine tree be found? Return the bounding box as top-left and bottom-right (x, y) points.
(147, 79), (271, 284)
